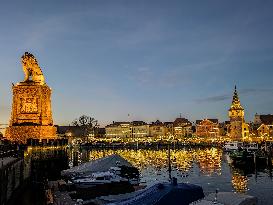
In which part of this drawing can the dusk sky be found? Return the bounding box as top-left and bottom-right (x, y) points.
(1, 1), (273, 126)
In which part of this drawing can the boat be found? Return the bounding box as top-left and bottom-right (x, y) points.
(191, 191), (257, 205)
(228, 150), (253, 167)
(93, 181), (204, 205)
(72, 171), (128, 188)
(61, 154), (139, 180)
(224, 141), (244, 151)
(244, 143), (259, 152)
(71, 171), (135, 200)
(224, 142), (258, 152)
(228, 149), (268, 168)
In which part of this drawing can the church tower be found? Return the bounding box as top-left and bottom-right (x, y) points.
(228, 86), (245, 140)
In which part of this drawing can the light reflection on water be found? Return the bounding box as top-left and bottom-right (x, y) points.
(69, 147), (273, 205)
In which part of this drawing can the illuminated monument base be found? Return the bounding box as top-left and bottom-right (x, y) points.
(5, 82), (57, 144)
(5, 125), (57, 144)
(5, 81), (57, 144)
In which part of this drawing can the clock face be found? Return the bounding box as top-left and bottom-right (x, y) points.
(20, 97), (38, 114)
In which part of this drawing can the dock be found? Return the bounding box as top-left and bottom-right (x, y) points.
(0, 156), (30, 205)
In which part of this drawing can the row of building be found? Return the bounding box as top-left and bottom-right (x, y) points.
(104, 118), (215, 139)
(103, 115), (273, 139)
(56, 86), (273, 141)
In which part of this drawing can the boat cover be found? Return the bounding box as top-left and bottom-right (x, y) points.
(100, 182), (204, 205)
(61, 154), (133, 177)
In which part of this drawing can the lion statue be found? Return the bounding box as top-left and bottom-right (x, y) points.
(21, 52), (45, 84)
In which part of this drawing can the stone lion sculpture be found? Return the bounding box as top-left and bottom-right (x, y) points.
(21, 52), (45, 84)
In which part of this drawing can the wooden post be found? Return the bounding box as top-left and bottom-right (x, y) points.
(168, 144), (171, 182)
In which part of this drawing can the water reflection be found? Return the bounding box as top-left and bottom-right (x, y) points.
(68, 147), (273, 202)
(232, 174), (248, 193)
(195, 148), (222, 176)
(69, 147), (222, 176)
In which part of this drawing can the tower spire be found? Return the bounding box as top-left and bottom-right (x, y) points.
(232, 85), (239, 104)
(230, 85), (243, 110)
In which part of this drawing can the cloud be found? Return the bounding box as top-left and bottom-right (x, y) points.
(196, 88), (273, 103)
(196, 94), (230, 103)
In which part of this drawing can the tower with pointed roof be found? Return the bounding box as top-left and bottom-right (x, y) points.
(228, 86), (249, 140)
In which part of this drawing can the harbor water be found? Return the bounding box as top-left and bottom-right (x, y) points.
(12, 146), (273, 205)
(70, 147), (273, 205)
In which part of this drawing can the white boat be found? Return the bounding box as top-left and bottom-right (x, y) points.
(224, 142), (243, 151)
(224, 142), (259, 152)
(244, 143), (258, 152)
(72, 171), (128, 188)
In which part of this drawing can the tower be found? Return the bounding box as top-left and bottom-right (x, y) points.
(5, 52), (57, 144)
(228, 86), (245, 140)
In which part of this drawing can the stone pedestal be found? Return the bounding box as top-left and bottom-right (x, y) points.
(5, 81), (57, 144)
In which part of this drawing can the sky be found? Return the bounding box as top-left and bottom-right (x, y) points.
(1, 0), (273, 126)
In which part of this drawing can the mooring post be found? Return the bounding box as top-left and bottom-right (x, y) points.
(168, 144), (171, 182)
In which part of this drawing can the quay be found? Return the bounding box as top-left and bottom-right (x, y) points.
(0, 141), (68, 205)
(0, 156), (29, 205)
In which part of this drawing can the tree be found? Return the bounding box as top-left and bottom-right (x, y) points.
(72, 115), (99, 137)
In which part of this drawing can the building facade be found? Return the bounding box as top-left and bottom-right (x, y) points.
(195, 119), (219, 138)
(105, 121), (150, 139)
(173, 118), (192, 137)
(131, 121), (150, 138)
(254, 114), (273, 138)
(105, 122), (131, 139)
(149, 120), (165, 137)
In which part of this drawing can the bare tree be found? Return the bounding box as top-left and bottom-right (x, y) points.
(72, 115), (99, 137)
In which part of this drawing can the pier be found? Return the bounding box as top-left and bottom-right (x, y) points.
(0, 155), (29, 205)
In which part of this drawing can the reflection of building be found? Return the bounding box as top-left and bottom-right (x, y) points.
(5, 52), (56, 144)
(173, 118), (192, 137)
(195, 119), (219, 138)
(195, 148), (222, 175)
(231, 171), (248, 193)
(228, 86), (249, 140)
(253, 114), (273, 138)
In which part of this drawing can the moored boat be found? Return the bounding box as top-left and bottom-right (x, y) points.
(224, 142), (258, 152)
(191, 191), (257, 205)
(228, 149), (268, 168)
(93, 181), (204, 205)
(71, 171), (135, 199)
(224, 141), (244, 151)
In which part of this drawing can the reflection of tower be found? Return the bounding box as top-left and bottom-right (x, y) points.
(228, 86), (245, 140)
(230, 166), (249, 193)
(232, 174), (248, 193)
